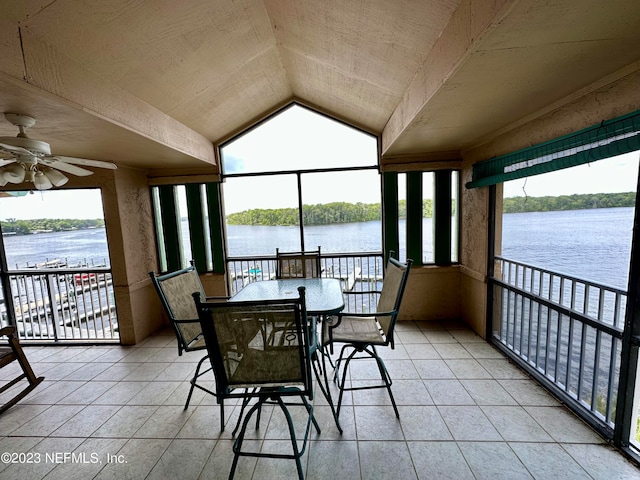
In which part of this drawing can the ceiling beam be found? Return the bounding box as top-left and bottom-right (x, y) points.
(381, 0), (517, 156)
(0, 21), (215, 166)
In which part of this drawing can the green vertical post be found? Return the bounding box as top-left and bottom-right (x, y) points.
(206, 183), (226, 274)
(185, 184), (207, 273)
(157, 185), (181, 272)
(434, 170), (452, 265)
(406, 172), (423, 265)
(382, 172), (399, 262)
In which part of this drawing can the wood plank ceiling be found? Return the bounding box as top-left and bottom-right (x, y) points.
(0, 0), (638, 171)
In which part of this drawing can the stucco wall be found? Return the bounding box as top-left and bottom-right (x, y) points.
(399, 265), (461, 322)
(100, 166), (161, 344)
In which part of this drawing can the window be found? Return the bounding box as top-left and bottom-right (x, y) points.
(224, 174), (300, 256)
(221, 104), (380, 258)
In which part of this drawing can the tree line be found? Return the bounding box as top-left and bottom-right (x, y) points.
(503, 192), (635, 213)
(227, 200), (434, 226)
(0, 218), (105, 235)
(227, 192), (635, 226)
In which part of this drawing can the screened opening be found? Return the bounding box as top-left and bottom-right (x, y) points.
(0, 189), (110, 269)
(222, 104), (377, 175)
(501, 152), (638, 287)
(220, 104), (380, 258)
(0, 189), (118, 341)
(494, 144), (640, 450)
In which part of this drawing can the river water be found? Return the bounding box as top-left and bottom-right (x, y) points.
(1, 207), (635, 290)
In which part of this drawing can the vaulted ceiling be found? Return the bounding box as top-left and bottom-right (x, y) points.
(0, 0), (638, 172)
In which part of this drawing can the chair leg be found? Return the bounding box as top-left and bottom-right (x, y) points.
(184, 354), (210, 410)
(335, 347), (359, 418)
(370, 347), (399, 418)
(229, 392), (318, 480)
(230, 398), (265, 480)
(333, 344), (400, 420)
(278, 397), (305, 480)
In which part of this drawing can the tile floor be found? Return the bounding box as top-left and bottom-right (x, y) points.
(1, 320), (639, 479)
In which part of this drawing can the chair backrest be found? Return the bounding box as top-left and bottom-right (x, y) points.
(376, 256), (413, 340)
(149, 265), (207, 352)
(276, 246), (321, 279)
(194, 287), (313, 399)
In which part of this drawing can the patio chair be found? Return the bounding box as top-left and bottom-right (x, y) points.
(276, 246), (322, 279)
(325, 254), (412, 418)
(1, 326), (44, 414)
(149, 265), (229, 414)
(194, 287), (320, 480)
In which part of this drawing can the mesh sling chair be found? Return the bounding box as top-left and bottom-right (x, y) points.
(149, 265), (229, 420)
(194, 287), (320, 480)
(276, 246), (322, 279)
(325, 254), (412, 419)
(1, 326), (44, 414)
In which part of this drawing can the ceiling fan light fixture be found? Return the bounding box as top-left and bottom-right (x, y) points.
(2, 163), (25, 183)
(42, 167), (69, 187)
(33, 171), (53, 190)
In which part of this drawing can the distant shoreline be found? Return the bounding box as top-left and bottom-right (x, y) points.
(503, 192), (634, 213)
(0, 219), (105, 236)
(227, 192), (635, 226)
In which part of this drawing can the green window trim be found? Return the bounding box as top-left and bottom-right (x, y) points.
(157, 185), (181, 272)
(467, 110), (640, 188)
(406, 172), (423, 265)
(185, 184), (207, 273)
(383, 172), (399, 264)
(434, 170), (452, 265)
(206, 183), (226, 274)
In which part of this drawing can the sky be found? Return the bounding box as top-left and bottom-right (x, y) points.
(502, 151), (639, 198)
(0, 189), (104, 220)
(0, 106), (637, 221)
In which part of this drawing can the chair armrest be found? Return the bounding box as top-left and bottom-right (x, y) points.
(342, 290), (381, 296)
(327, 309), (397, 330)
(337, 309), (397, 318)
(204, 296), (230, 302)
(0, 326), (16, 338)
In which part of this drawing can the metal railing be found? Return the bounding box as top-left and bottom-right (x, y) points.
(1, 266), (119, 343)
(227, 251), (385, 313)
(491, 256), (624, 437)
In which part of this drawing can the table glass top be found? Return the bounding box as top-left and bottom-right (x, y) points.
(231, 278), (344, 315)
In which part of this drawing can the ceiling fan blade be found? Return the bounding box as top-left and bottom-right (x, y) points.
(40, 159), (94, 176)
(46, 155), (117, 170)
(0, 158), (16, 167)
(0, 142), (34, 157)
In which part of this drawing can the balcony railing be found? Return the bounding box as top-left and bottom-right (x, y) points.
(227, 251), (385, 313)
(0, 266), (119, 343)
(491, 256), (625, 438)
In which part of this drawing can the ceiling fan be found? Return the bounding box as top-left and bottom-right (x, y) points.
(0, 113), (117, 190)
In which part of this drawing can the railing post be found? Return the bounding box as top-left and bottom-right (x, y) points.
(46, 273), (61, 342)
(613, 169), (640, 448)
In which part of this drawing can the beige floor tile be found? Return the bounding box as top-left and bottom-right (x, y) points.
(408, 441), (474, 480)
(1, 325), (636, 480)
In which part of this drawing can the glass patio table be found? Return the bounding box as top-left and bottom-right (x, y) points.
(232, 277), (345, 433)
